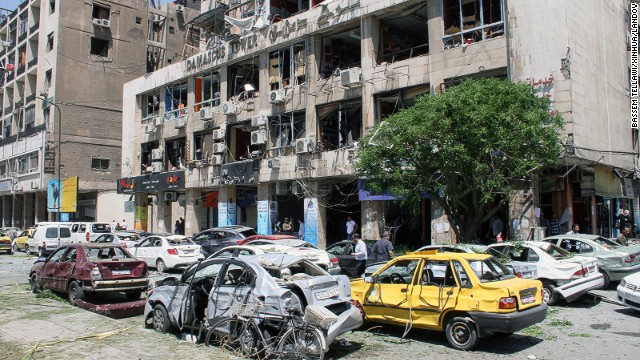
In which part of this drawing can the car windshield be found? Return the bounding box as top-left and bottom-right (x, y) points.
(541, 243), (571, 258)
(167, 237), (193, 245)
(92, 224), (112, 233)
(86, 247), (131, 261)
(592, 236), (620, 248)
(240, 229), (258, 237)
(467, 257), (515, 282)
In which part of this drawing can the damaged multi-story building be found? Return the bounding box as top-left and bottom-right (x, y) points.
(120, 0), (636, 248)
(0, 0), (197, 226)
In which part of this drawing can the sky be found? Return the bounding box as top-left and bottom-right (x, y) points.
(2, 0), (23, 11)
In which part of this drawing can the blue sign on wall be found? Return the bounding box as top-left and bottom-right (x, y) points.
(60, 213), (70, 222)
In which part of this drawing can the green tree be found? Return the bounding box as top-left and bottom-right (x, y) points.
(356, 78), (564, 243)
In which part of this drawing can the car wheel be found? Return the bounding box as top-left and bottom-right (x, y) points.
(156, 259), (167, 274)
(24, 244), (30, 255)
(11, 242), (17, 253)
(8, 248), (13, 255)
(542, 282), (558, 305)
(68, 281), (85, 306)
(600, 271), (610, 289)
(152, 304), (171, 333)
(445, 316), (479, 351)
(30, 274), (41, 293)
(126, 290), (143, 301)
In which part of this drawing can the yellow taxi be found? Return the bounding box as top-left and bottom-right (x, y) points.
(350, 251), (548, 350)
(13, 228), (35, 253)
(0, 231), (11, 254)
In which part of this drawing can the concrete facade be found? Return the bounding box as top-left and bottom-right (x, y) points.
(120, 0), (636, 247)
(0, 0), (195, 228)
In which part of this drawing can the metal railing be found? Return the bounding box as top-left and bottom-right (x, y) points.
(27, 57), (37, 68)
(29, 22), (39, 33)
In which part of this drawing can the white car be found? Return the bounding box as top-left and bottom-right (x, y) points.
(131, 234), (203, 273)
(617, 272), (640, 311)
(93, 232), (141, 249)
(488, 241), (604, 305)
(26, 224), (73, 255)
(210, 240), (341, 274)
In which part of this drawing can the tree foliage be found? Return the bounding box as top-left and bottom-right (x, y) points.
(356, 78), (564, 243)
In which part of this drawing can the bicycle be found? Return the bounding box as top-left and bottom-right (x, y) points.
(205, 305), (326, 360)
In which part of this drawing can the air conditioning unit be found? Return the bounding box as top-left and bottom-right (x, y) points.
(163, 191), (177, 202)
(276, 181), (291, 195)
(174, 117), (186, 129)
(251, 114), (268, 127)
(151, 148), (164, 160)
(101, 19), (111, 28)
(222, 101), (236, 115)
(340, 67), (362, 87)
(251, 129), (267, 145)
(151, 162), (164, 173)
(212, 128), (225, 140)
(176, 4), (184, 13)
(213, 142), (225, 154)
(200, 107), (213, 120)
(269, 89), (285, 104)
(92, 18), (103, 26)
(211, 154), (224, 165)
(154, 116), (163, 126)
(295, 138), (312, 154)
(267, 158), (280, 169)
(143, 124), (154, 134)
(92, 18), (111, 28)
(292, 182), (303, 195)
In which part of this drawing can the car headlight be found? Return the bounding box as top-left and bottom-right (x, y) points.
(621, 279), (626, 287)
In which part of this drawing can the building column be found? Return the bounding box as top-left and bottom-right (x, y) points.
(361, 200), (385, 241)
(256, 183), (274, 235)
(184, 188), (201, 236)
(218, 186), (237, 226)
(591, 195), (597, 235)
(11, 193), (16, 227)
(303, 181), (326, 249)
(156, 193), (169, 233)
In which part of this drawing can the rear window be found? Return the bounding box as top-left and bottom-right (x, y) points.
(167, 237), (194, 246)
(467, 258), (515, 282)
(86, 247), (132, 261)
(240, 229), (258, 237)
(59, 227), (71, 238)
(92, 224), (112, 233)
(45, 228), (58, 238)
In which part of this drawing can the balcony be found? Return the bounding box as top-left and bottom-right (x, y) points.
(29, 22), (39, 33)
(4, 105), (13, 113)
(26, 94), (35, 103)
(18, 32), (27, 43)
(6, 72), (14, 82)
(17, 65), (25, 76)
(20, 123), (45, 138)
(0, 134), (17, 146)
(15, 100), (23, 109)
(0, 49), (5, 57)
(19, 1), (28, 10)
(27, 57), (37, 68)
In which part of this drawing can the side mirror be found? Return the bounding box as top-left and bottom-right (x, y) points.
(37, 256), (48, 263)
(363, 276), (373, 283)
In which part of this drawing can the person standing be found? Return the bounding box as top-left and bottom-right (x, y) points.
(549, 212), (560, 236)
(490, 215), (503, 242)
(350, 234), (367, 277)
(297, 219), (304, 240)
(617, 225), (631, 246)
(174, 220), (181, 234)
(345, 215), (359, 240)
(111, 220), (117, 232)
(281, 218), (293, 233)
(566, 223), (580, 234)
(121, 219), (128, 231)
(372, 232), (395, 262)
(178, 217), (185, 235)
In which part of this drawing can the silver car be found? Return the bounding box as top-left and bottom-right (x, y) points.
(543, 234), (640, 287)
(144, 254), (362, 349)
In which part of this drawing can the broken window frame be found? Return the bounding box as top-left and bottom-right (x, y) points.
(165, 138), (187, 171)
(140, 141), (159, 172)
(317, 99), (362, 151)
(194, 70), (221, 112)
(374, 84), (431, 122)
(3, 115), (12, 138)
(92, 3), (110, 20)
(377, 5), (430, 64)
(141, 91), (161, 121)
(228, 58), (260, 101)
(24, 105), (35, 131)
(193, 131), (214, 162)
(269, 42), (306, 90)
(91, 158), (110, 171)
(90, 37), (110, 58)
(319, 28), (362, 80)
(164, 81), (188, 121)
(267, 111), (306, 157)
(442, 0), (504, 50)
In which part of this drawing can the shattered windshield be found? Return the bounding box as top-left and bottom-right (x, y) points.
(592, 237), (620, 248)
(467, 258), (515, 282)
(86, 247), (131, 261)
(167, 237), (194, 246)
(262, 260), (327, 280)
(542, 244), (571, 259)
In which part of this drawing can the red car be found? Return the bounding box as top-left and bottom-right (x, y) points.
(29, 243), (149, 305)
(238, 234), (298, 245)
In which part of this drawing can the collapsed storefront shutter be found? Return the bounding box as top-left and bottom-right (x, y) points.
(595, 167), (623, 198)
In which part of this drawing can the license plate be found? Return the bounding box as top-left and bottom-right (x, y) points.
(315, 287), (341, 300)
(520, 288), (536, 304)
(182, 250), (194, 254)
(112, 270), (131, 275)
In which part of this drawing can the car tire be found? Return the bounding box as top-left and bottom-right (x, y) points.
(600, 271), (610, 289)
(68, 281), (85, 306)
(445, 316), (479, 351)
(156, 259), (167, 274)
(24, 244), (30, 255)
(542, 282), (558, 305)
(126, 290), (143, 301)
(30, 274), (41, 293)
(8, 248), (13, 255)
(11, 242), (17, 253)
(152, 304), (171, 333)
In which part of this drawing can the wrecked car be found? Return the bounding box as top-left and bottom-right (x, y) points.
(144, 254), (363, 351)
(617, 272), (640, 311)
(130, 234), (204, 273)
(487, 241), (603, 305)
(351, 251), (547, 351)
(29, 243), (150, 305)
(543, 234), (640, 287)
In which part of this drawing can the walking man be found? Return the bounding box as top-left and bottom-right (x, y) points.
(372, 232), (395, 262)
(345, 215), (359, 240)
(350, 234), (367, 277)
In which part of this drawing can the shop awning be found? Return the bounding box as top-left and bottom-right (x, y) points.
(595, 166), (623, 198)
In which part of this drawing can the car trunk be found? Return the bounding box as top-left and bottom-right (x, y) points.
(96, 260), (147, 279)
(173, 245), (200, 257)
(481, 278), (542, 310)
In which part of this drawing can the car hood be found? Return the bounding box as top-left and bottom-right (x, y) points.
(622, 271), (640, 284)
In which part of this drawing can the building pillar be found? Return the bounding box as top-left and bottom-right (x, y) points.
(256, 183), (274, 234)
(303, 181), (326, 249)
(22, 193), (29, 228)
(566, 181), (574, 229)
(156, 193), (168, 233)
(361, 200), (385, 241)
(591, 195), (597, 235)
(184, 188), (201, 236)
(361, 16), (380, 133)
(11, 193), (16, 227)
(218, 186), (237, 226)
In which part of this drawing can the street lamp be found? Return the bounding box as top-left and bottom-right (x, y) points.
(35, 95), (62, 221)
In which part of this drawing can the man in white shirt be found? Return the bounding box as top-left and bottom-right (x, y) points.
(345, 215), (359, 240)
(566, 223), (580, 234)
(121, 219), (128, 231)
(351, 233), (367, 277)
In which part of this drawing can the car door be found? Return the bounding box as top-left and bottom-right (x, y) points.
(409, 260), (460, 328)
(55, 247), (78, 290)
(70, 224), (80, 243)
(363, 259), (421, 323)
(193, 231), (215, 256)
(327, 242), (356, 277)
(208, 261), (255, 321)
(40, 248), (67, 291)
(133, 238), (153, 264)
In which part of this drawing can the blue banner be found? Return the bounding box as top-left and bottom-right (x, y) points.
(257, 200), (269, 235)
(304, 198), (318, 246)
(47, 179), (61, 212)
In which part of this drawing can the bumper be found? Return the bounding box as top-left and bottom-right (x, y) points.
(325, 304), (363, 348)
(83, 278), (150, 292)
(617, 284), (640, 311)
(164, 256), (201, 270)
(0, 244), (11, 251)
(469, 304), (548, 336)
(76, 299), (146, 318)
(556, 273), (604, 302)
(606, 263), (640, 282)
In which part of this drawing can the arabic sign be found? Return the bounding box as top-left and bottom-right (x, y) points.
(304, 198), (318, 246)
(116, 171), (185, 194)
(48, 177), (78, 213)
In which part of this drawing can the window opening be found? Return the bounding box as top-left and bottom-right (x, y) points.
(91, 158), (110, 170)
(317, 99), (362, 150)
(46, 32), (54, 52)
(267, 111), (305, 157)
(140, 141), (159, 172)
(193, 131), (214, 161)
(442, 0), (503, 49)
(92, 3), (110, 20)
(378, 4), (429, 63)
(320, 28), (361, 79)
(269, 42), (305, 90)
(25, 105), (36, 129)
(228, 59), (260, 101)
(3, 116), (12, 138)
(49, 0), (56, 14)
(195, 70), (221, 111)
(90, 37), (109, 57)
(164, 82), (188, 120)
(165, 138), (186, 170)
(375, 84), (430, 121)
(142, 92), (161, 120)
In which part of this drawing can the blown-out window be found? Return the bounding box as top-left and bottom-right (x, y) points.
(442, 0), (503, 49)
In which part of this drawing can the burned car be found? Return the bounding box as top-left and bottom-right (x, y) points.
(29, 243), (150, 305)
(144, 254), (362, 350)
